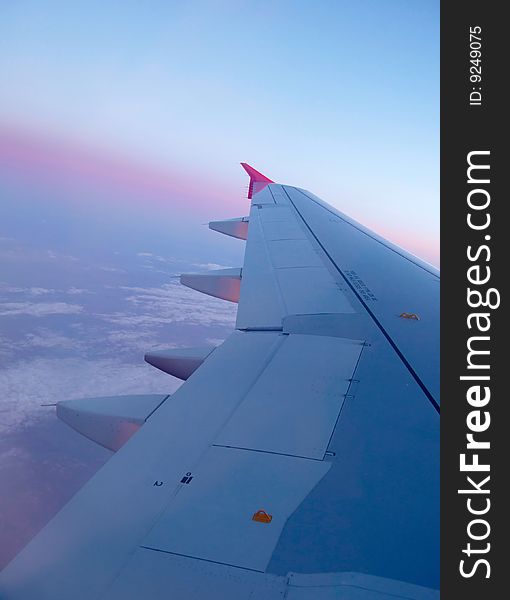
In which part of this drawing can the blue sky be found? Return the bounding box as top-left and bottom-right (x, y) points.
(0, 0), (439, 263)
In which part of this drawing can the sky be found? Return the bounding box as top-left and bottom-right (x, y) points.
(0, 0), (439, 570)
(0, 0), (439, 264)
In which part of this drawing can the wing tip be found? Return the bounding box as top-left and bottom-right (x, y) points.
(240, 163), (274, 199)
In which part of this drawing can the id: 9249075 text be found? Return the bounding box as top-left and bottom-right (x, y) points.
(469, 26), (483, 106)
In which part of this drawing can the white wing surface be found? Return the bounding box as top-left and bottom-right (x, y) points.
(0, 165), (439, 599)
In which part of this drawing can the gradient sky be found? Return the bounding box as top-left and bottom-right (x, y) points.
(0, 0), (439, 265)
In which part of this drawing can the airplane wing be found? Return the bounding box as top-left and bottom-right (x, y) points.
(0, 165), (439, 599)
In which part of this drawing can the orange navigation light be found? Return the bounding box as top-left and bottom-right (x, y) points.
(252, 510), (272, 523)
(399, 312), (420, 320)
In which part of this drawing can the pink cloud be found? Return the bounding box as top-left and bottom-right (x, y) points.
(0, 124), (438, 266)
(0, 124), (244, 218)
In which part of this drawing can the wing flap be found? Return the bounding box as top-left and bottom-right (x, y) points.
(142, 446), (330, 572)
(216, 334), (363, 459)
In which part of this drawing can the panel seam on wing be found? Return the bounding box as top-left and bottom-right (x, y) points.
(280, 185), (440, 415)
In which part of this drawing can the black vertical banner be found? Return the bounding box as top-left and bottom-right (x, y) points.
(441, 2), (506, 599)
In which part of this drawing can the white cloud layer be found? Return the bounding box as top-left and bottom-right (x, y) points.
(0, 357), (181, 435)
(0, 302), (84, 317)
(103, 282), (236, 327)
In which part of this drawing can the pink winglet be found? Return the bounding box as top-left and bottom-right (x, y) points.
(240, 163), (274, 199)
